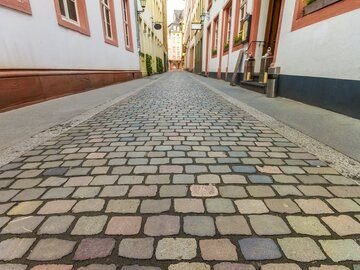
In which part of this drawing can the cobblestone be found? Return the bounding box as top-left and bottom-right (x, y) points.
(0, 73), (357, 268)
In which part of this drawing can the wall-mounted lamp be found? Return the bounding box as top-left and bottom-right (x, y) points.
(138, 0), (146, 13)
(200, 12), (210, 23)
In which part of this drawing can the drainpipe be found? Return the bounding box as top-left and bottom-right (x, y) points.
(135, 0), (142, 75)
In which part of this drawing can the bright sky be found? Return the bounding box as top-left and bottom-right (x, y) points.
(167, 0), (185, 26)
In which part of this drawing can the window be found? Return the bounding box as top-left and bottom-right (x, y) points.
(212, 16), (219, 57)
(59, 0), (78, 24)
(223, 1), (232, 53)
(233, 0), (247, 47)
(292, 0), (360, 31)
(100, 0), (118, 46)
(54, 0), (90, 36)
(207, 0), (212, 11)
(122, 0), (133, 51)
(0, 0), (32, 14)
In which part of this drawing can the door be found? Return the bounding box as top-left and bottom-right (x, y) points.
(263, 0), (282, 54)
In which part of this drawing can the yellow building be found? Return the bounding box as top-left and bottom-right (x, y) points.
(137, 0), (168, 76)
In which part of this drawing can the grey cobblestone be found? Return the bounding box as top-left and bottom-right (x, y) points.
(0, 73), (357, 269)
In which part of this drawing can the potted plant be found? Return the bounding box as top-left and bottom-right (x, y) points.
(303, 0), (340, 15)
(223, 42), (229, 52)
(233, 32), (242, 46)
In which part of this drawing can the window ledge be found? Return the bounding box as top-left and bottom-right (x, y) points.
(304, 0), (342, 15)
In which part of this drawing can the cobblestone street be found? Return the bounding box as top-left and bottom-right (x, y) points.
(0, 72), (359, 270)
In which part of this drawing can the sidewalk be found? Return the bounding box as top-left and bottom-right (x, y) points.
(0, 75), (160, 152)
(194, 74), (360, 162)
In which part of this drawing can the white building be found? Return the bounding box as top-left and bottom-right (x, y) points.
(183, 0), (205, 73)
(202, 0), (360, 119)
(168, 10), (184, 70)
(0, 0), (140, 111)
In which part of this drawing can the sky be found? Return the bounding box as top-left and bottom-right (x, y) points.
(167, 0), (185, 26)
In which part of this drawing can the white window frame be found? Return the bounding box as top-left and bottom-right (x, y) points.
(101, 0), (113, 39)
(122, 0), (130, 47)
(59, 0), (80, 26)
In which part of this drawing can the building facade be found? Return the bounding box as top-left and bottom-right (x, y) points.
(183, 0), (205, 74)
(201, 0), (360, 119)
(137, 0), (168, 76)
(168, 10), (184, 70)
(0, 0), (141, 112)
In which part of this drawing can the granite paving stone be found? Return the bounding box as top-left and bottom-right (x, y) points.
(0, 265), (27, 270)
(261, 264), (302, 270)
(140, 199), (171, 213)
(205, 198), (236, 213)
(38, 215), (75, 234)
(100, 186), (129, 197)
(28, 238), (76, 261)
(106, 199), (140, 213)
(190, 185), (218, 197)
(118, 238), (154, 259)
(321, 215), (360, 236)
(38, 200), (76, 215)
(249, 215), (291, 235)
(72, 186), (101, 198)
(78, 264), (116, 270)
(73, 238), (115, 260)
(326, 198), (360, 212)
(216, 215), (251, 235)
(295, 199), (334, 214)
(183, 216), (215, 236)
(200, 239), (238, 261)
(278, 237), (326, 262)
(144, 215), (180, 236)
(287, 216), (331, 236)
(235, 199), (269, 214)
(319, 239), (360, 262)
(7, 201), (42, 216)
(174, 198), (205, 213)
(213, 263), (256, 270)
(106, 216), (142, 235)
(264, 198), (301, 213)
(1, 216), (44, 234)
(0, 238), (35, 261)
(156, 238), (197, 260)
(168, 263), (211, 270)
(71, 215), (108, 235)
(239, 238), (282, 260)
(72, 199), (105, 213)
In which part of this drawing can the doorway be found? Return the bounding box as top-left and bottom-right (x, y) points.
(263, 0), (282, 54)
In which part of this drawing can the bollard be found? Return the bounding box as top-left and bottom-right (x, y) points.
(266, 67), (280, 98)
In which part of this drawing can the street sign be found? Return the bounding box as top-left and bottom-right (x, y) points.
(191, 23), (202, 30)
(154, 23), (162, 30)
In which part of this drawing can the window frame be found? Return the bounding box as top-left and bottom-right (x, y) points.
(121, 0), (134, 52)
(100, 0), (118, 46)
(211, 15), (219, 58)
(292, 0), (360, 31)
(54, 0), (90, 36)
(222, 1), (232, 55)
(0, 0), (32, 14)
(233, 0), (247, 50)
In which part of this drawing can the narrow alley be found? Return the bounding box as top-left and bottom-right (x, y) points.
(0, 72), (359, 270)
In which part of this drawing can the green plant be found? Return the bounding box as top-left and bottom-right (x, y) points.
(304, 0), (316, 5)
(223, 42), (229, 52)
(212, 49), (217, 55)
(233, 33), (242, 45)
(156, 57), (164, 73)
(139, 51), (145, 57)
(146, 54), (153, 76)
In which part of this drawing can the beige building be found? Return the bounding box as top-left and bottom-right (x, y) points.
(137, 0), (168, 76)
(168, 10), (184, 70)
(183, 0), (205, 73)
